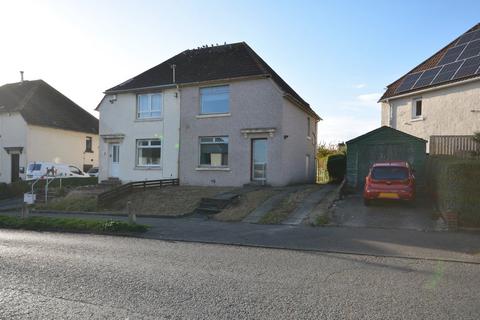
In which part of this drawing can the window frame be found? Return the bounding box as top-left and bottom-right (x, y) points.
(199, 136), (229, 168)
(136, 93), (163, 120)
(412, 98), (423, 119)
(85, 136), (93, 153)
(307, 117), (311, 138)
(136, 139), (162, 167)
(199, 85), (230, 115)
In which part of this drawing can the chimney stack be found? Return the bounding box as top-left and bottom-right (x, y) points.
(20, 71), (24, 83)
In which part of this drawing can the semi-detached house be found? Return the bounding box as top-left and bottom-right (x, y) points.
(97, 42), (321, 186)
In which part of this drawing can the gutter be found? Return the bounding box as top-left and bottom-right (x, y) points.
(380, 76), (480, 102)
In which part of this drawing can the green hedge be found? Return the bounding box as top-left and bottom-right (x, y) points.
(0, 177), (98, 200)
(317, 153), (346, 184)
(0, 181), (30, 200)
(427, 156), (480, 227)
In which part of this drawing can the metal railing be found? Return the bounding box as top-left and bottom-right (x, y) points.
(97, 178), (179, 207)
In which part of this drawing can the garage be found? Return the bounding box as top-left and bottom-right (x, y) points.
(346, 126), (427, 189)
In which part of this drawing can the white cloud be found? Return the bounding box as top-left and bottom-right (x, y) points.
(353, 83), (367, 89)
(356, 92), (381, 105)
(317, 115), (379, 144)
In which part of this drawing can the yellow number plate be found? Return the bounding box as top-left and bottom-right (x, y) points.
(378, 192), (399, 199)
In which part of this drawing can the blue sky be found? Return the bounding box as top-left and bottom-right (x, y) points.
(1, 0), (479, 143)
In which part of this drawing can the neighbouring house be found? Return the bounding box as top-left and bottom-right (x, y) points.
(97, 42), (321, 186)
(0, 79), (99, 183)
(380, 23), (480, 152)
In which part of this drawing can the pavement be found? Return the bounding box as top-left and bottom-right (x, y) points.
(2, 209), (480, 263)
(0, 230), (479, 319)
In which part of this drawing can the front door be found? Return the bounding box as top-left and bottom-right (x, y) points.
(109, 144), (120, 178)
(251, 139), (267, 182)
(11, 154), (20, 182)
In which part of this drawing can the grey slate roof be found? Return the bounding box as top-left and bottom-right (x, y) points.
(0, 80), (98, 134)
(105, 42), (320, 120)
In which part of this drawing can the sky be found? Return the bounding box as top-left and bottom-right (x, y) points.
(1, 0), (479, 144)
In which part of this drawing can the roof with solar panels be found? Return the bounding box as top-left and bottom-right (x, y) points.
(380, 23), (480, 101)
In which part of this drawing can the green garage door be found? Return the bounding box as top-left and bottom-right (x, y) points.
(346, 126), (427, 189)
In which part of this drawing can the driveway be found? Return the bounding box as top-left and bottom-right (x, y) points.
(331, 194), (442, 231)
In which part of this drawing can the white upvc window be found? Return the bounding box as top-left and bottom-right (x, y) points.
(136, 139), (161, 166)
(412, 98), (423, 119)
(199, 136), (229, 167)
(137, 93), (162, 119)
(200, 85), (230, 114)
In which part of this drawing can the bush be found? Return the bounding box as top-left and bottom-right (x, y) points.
(326, 153), (346, 183)
(0, 181), (30, 200)
(427, 156), (480, 227)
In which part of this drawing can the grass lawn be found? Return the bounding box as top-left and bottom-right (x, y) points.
(260, 185), (320, 224)
(214, 188), (280, 221)
(0, 215), (148, 234)
(36, 195), (98, 212)
(109, 186), (235, 216)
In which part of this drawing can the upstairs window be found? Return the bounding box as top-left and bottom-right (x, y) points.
(137, 93), (162, 119)
(200, 86), (230, 114)
(412, 98), (422, 119)
(85, 136), (93, 153)
(199, 136), (229, 167)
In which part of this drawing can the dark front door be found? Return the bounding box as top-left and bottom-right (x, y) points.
(11, 154), (20, 182)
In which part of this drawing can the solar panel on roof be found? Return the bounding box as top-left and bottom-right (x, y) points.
(458, 39), (480, 60)
(437, 44), (466, 65)
(457, 29), (480, 45)
(412, 67), (442, 89)
(395, 72), (422, 93)
(431, 61), (464, 84)
(453, 55), (480, 79)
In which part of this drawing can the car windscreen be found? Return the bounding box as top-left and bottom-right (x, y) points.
(88, 168), (98, 173)
(371, 166), (409, 180)
(28, 164), (42, 171)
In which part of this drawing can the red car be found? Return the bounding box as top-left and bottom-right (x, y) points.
(363, 161), (415, 206)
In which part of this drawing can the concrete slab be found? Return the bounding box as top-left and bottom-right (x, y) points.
(332, 194), (443, 231)
(282, 185), (335, 225)
(242, 187), (298, 224)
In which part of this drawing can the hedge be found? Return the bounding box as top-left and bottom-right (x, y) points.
(427, 156), (480, 227)
(0, 177), (98, 200)
(317, 153), (346, 184)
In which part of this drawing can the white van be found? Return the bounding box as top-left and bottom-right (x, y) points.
(26, 162), (90, 180)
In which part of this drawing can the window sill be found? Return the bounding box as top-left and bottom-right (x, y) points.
(195, 167), (231, 171)
(135, 118), (163, 122)
(84, 150), (94, 153)
(410, 116), (425, 122)
(134, 166), (162, 170)
(196, 113), (231, 119)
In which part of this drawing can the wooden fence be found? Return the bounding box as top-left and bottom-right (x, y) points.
(430, 135), (479, 158)
(97, 178), (179, 207)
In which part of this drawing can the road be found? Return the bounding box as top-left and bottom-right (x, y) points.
(0, 230), (479, 319)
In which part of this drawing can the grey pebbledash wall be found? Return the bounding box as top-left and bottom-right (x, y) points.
(179, 77), (316, 187)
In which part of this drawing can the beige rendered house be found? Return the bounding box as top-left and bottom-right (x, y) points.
(97, 42), (320, 186)
(380, 23), (480, 150)
(0, 79), (99, 183)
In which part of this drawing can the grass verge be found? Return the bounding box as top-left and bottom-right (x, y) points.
(36, 196), (98, 212)
(0, 215), (148, 234)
